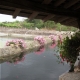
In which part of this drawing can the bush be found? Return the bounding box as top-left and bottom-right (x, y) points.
(59, 31), (80, 63)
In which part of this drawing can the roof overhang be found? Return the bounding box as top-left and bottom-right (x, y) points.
(0, 0), (80, 28)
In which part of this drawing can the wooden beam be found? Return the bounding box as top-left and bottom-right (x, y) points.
(64, 0), (80, 9)
(29, 0), (52, 20)
(29, 11), (39, 20)
(61, 18), (77, 24)
(13, 8), (21, 18)
(0, 9), (13, 15)
(73, 25), (79, 28)
(73, 5), (80, 10)
(61, 20), (78, 28)
(69, 23), (78, 28)
(42, 0), (52, 4)
(68, 20), (78, 25)
(54, 0), (65, 7)
(0, 0), (79, 18)
(57, 17), (69, 23)
(0, 8), (33, 18)
(74, 6), (80, 10)
(43, 14), (55, 22)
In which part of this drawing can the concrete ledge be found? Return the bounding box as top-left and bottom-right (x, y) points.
(59, 72), (80, 80)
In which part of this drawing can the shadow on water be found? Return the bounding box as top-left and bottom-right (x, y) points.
(0, 44), (69, 80)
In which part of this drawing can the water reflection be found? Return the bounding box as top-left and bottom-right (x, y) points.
(7, 52), (25, 64)
(1, 45), (45, 64)
(0, 37), (12, 48)
(0, 46), (69, 80)
(49, 42), (57, 49)
(0, 47), (69, 80)
(35, 45), (45, 55)
(0, 37), (69, 80)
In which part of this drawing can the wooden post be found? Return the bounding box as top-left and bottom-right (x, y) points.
(43, 14), (55, 22)
(64, 0), (79, 9)
(28, 11), (39, 20)
(13, 8), (21, 18)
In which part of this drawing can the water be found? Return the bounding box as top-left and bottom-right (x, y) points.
(0, 37), (69, 80)
(0, 37), (12, 48)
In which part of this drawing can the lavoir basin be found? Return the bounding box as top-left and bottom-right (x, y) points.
(0, 37), (69, 80)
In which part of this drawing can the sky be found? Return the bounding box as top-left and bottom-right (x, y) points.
(0, 14), (27, 22)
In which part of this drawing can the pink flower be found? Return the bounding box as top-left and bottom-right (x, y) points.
(6, 41), (10, 46)
(6, 39), (26, 48)
(58, 35), (62, 44)
(11, 40), (17, 43)
(22, 44), (26, 48)
(49, 35), (57, 42)
(34, 36), (45, 45)
(34, 36), (39, 40)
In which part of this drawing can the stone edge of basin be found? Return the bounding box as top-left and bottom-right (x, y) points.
(0, 40), (51, 58)
(59, 71), (80, 80)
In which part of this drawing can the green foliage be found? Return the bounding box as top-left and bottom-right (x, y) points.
(56, 24), (77, 31)
(0, 19), (78, 31)
(21, 21), (34, 29)
(56, 25), (68, 31)
(59, 31), (80, 63)
(21, 19), (44, 29)
(44, 21), (56, 29)
(0, 21), (20, 28)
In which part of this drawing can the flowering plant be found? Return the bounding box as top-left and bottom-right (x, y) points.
(58, 31), (80, 65)
(49, 35), (62, 48)
(49, 35), (57, 42)
(34, 36), (46, 46)
(6, 39), (26, 49)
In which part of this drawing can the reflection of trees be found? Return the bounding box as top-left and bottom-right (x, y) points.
(35, 45), (45, 55)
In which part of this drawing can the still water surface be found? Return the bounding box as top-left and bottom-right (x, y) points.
(0, 37), (12, 48)
(0, 37), (69, 80)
